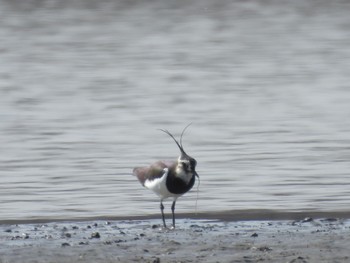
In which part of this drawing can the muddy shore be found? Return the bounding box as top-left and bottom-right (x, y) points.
(1, 211), (349, 263)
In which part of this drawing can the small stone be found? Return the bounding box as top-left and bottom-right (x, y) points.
(321, 218), (337, 222)
(61, 242), (70, 247)
(258, 246), (272, 252)
(289, 256), (308, 263)
(93, 223), (98, 227)
(302, 217), (313, 223)
(140, 233), (146, 237)
(5, 229), (12, 233)
(79, 241), (89, 245)
(72, 226), (79, 230)
(65, 233), (72, 238)
(251, 233), (258, 237)
(151, 225), (158, 229)
(22, 233), (29, 239)
(91, 232), (100, 238)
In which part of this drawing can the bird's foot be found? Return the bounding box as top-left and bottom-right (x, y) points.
(152, 225), (176, 232)
(152, 224), (168, 231)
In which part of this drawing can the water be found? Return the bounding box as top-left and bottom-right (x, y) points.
(1, 0), (350, 221)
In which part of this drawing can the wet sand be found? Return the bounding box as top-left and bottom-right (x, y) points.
(1, 212), (349, 263)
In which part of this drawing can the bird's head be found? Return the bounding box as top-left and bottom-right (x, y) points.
(159, 124), (199, 183)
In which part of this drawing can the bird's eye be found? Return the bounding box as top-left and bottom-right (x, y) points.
(190, 159), (197, 168)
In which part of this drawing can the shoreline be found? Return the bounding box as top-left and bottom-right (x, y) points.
(1, 215), (349, 262)
(1, 209), (350, 225)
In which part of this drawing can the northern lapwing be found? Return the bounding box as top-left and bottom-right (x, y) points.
(133, 126), (199, 228)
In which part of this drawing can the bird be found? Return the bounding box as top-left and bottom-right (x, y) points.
(133, 125), (199, 229)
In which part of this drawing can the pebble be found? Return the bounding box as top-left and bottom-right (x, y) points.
(301, 217), (313, 223)
(320, 218), (338, 222)
(258, 246), (272, 252)
(91, 232), (101, 238)
(289, 256), (308, 263)
(61, 242), (70, 247)
(251, 233), (258, 237)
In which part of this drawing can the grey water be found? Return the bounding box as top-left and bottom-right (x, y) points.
(1, 0), (350, 221)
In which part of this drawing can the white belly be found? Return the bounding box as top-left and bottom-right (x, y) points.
(144, 168), (180, 201)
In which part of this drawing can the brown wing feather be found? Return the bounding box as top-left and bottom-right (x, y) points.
(133, 161), (175, 186)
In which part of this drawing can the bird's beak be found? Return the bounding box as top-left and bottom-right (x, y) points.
(194, 171), (199, 178)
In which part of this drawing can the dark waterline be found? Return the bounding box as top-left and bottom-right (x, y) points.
(1, 210), (350, 225)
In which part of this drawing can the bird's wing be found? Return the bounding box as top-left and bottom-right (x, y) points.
(133, 161), (175, 186)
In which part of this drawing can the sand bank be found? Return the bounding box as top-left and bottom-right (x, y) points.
(1, 212), (349, 263)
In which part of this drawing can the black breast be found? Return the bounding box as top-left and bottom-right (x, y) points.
(166, 170), (196, 195)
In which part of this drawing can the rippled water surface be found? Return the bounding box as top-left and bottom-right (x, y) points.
(1, 0), (350, 220)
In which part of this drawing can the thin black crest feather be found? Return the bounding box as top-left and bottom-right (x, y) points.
(179, 122), (193, 148)
(158, 128), (185, 154)
(158, 124), (193, 154)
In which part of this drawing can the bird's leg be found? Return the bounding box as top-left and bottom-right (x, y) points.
(171, 200), (176, 229)
(160, 201), (166, 228)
